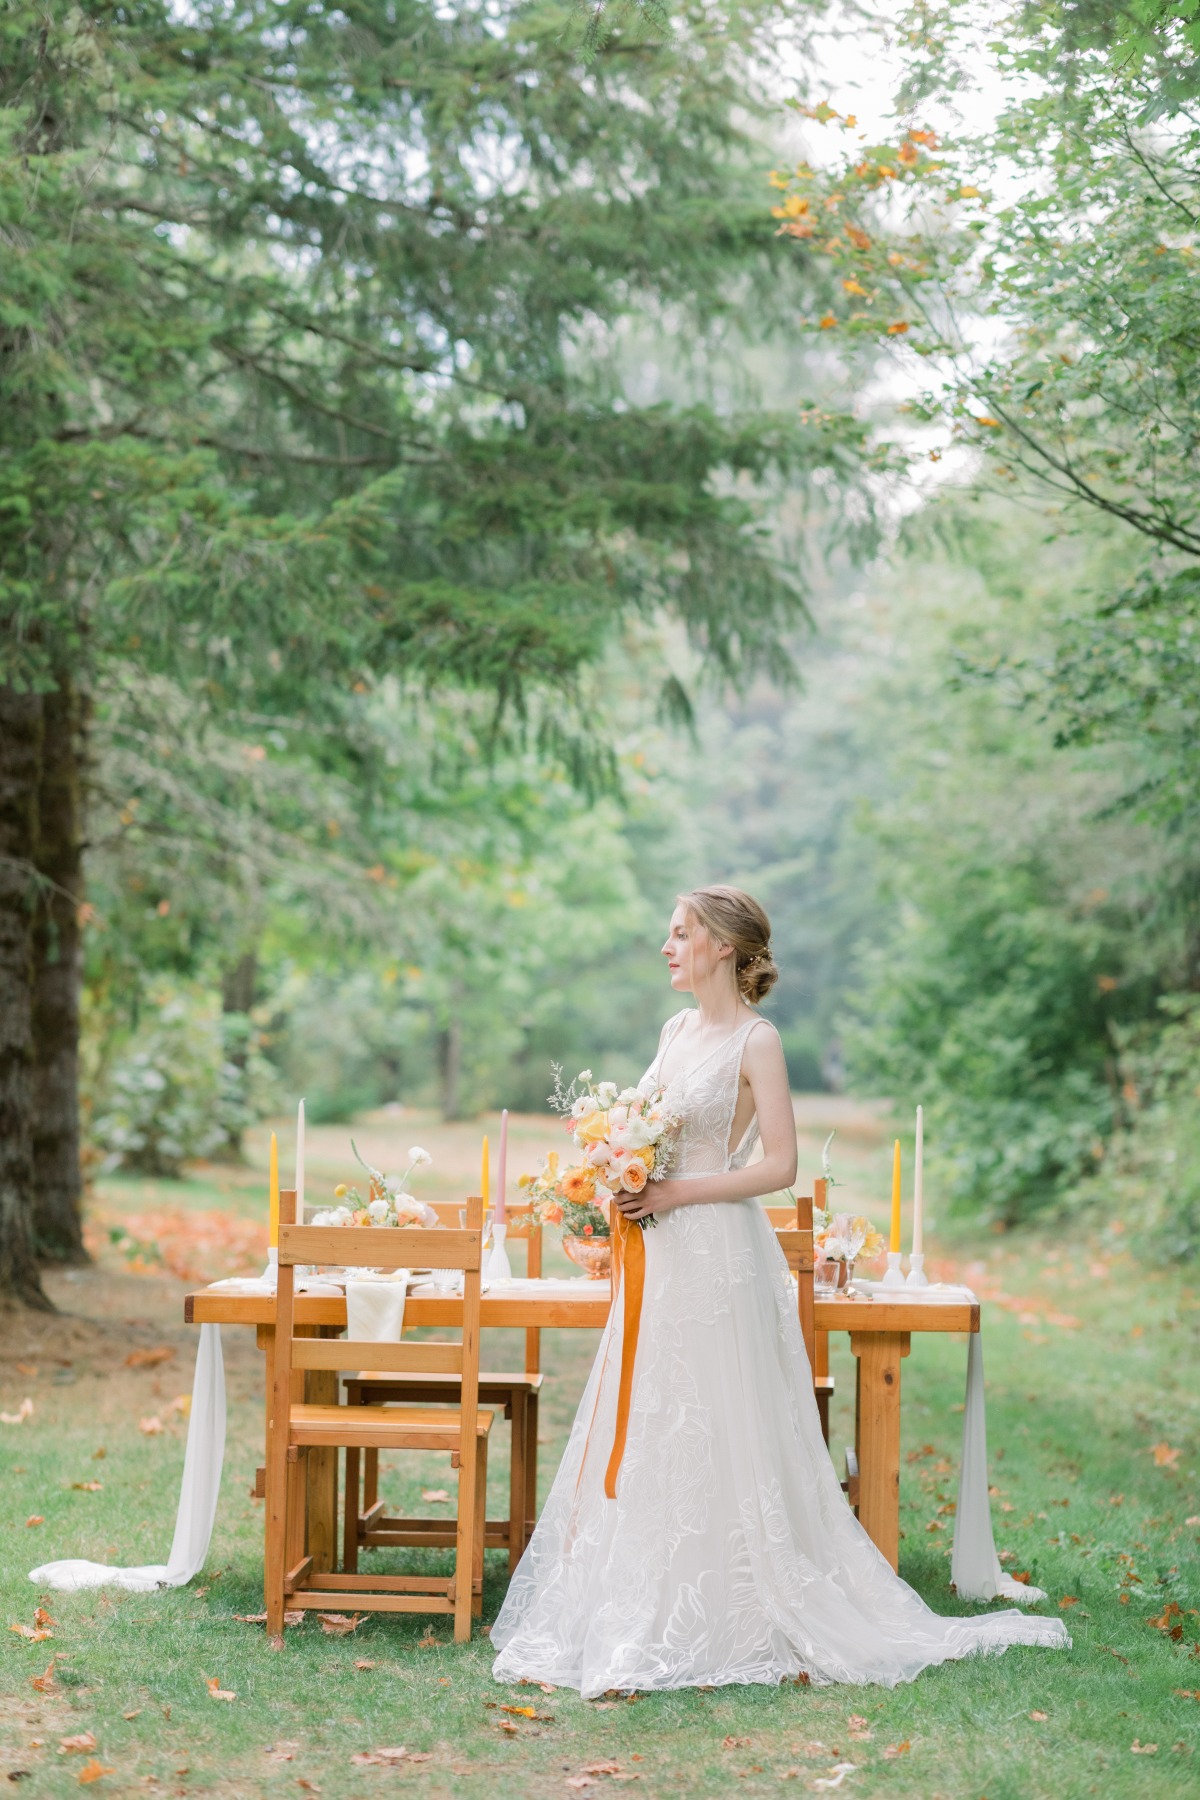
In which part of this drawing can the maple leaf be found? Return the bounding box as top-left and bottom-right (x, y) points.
(1150, 1442), (1181, 1470)
(77, 1761), (115, 1785)
(205, 1677), (236, 1701)
(318, 1613), (365, 1636)
(580, 1762), (623, 1776)
(501, 1705), (537, 1718)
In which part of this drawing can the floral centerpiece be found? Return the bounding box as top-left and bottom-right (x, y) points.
(519, 1068), (682, 1275)
(310, 1142), (437, 1229)
(811, 1131), (884, 1290)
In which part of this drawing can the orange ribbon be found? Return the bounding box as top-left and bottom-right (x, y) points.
(603, 1209), (646, 1499)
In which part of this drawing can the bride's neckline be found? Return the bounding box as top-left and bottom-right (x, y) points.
(654, 1009), (758, 1086)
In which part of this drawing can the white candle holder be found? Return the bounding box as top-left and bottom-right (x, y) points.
(484, 1220), (513, 1284)
(264, 1245), (279, 1290)
(879, 1250), (906, 1289)
(905, 1251), (929, 1288)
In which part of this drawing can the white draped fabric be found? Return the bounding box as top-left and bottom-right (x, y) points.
(492, 1011), (1070, 1695)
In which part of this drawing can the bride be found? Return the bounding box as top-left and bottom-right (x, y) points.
(492, 884), (1070, 1694)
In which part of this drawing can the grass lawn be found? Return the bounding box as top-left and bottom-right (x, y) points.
(2, 1101), (1198, 1798)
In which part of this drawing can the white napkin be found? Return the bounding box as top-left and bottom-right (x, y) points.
(345, 1271), (409, 1342)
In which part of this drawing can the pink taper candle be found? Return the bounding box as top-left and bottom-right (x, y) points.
(496, 1108), (508, 1224)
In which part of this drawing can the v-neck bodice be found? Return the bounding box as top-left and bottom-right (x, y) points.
(644, 1009), (768, 1175)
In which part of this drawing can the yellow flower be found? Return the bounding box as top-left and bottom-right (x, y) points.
(334, 1184), (347, 1198)
(575, 1110), (609, 1146)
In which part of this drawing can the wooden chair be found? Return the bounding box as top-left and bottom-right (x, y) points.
(767, 1183), (835, 1443)
(265, 1194), (490, 1643)
(344, 1199), (543, 1574)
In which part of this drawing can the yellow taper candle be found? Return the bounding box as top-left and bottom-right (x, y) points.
(268, 1130), (279, 1248)
(890, 1137), (902, 1253)
(481, 1134), (489, 1207)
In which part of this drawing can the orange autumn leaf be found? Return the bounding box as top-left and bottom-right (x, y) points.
(1059, 1596), (1080, 1608)
(886, 321), (910, 334)
(501, 1706), (537, 1718)
(1130, 1741), (1158, 1755)
(139, 1416), (165, 1436)
(77, 1761), (115, 1786)
(31, 1658), (58, 1692)
(11, 1622), (53, 1641)
(844, 225), (870, 250)
(897, 141), (920, 165)
(1150, 1442), (1181, 1469)
(124, 1346), (174, 1369)
(318, 1613), (365, 1636)
(70, 1480), (103, 1492)
(1030, 1710), (1048, 1722)
(842, 278), (867, 296)
(205, 1677), (236, 1702)
(818, 314), (837, 329)
(26, 1515), (44, 1528)
(974, 416), (1002, 428)
(883, 1741), (911, 1758)
(34, 1608), (54, 1629)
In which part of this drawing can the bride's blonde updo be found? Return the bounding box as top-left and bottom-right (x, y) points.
(679, 885), (779, 1005)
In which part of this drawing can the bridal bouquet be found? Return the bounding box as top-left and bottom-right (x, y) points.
(547, 1066), (682, 1231)
(310, 1142), (438, 1228)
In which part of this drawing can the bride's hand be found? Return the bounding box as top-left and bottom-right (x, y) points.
(613, 1178), (684, 1222)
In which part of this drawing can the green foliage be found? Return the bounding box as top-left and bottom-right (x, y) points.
(88, 984), (278, 1177)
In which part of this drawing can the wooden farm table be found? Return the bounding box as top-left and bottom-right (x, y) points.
(185, 1281), (979, 1573)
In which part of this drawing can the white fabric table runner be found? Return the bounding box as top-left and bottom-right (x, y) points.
(849, 1280), (1046, 1603)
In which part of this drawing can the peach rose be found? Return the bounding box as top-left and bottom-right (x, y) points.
(620, 1161), (648, 1194)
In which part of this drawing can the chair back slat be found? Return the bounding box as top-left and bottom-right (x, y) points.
(776, 1188), (816, 1371)
(290, 1339), (462, 1374)
(278, 1223), (481, 1272)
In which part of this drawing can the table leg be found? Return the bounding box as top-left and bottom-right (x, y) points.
(849, 1330), (911, 1571)
(304, 1332), (339, 1575)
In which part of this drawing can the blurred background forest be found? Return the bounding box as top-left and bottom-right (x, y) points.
(5, 0), (1198, 1291)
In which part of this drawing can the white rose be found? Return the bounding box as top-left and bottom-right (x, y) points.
(331, 1206), (353, 1227)
(623, 1116), (656, 1150)
(618, 1087), (639, 1104)
(597, 1081), (618, 1106)
(571, 1095), (592, 1120)
(408, 1146), (432, 1167)
(367, 1198), (391, 1223)
(311, 1209), (335, 1226)
(576, 1069), (593, 1085)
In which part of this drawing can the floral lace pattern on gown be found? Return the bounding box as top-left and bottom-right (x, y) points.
(491, 1010), (1070, 1695)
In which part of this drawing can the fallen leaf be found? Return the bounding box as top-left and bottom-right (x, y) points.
(59, 1734), (98, 1755)
(1059, 1596), (1080, 1608)
(16, 1362), (37, 1376)
(297, 1782), (321, 1794)
(264, 1745), (296, 1763)
(139, 1416), (165, 1436)
(416, 1631), (440, 1648)
(169, 1395), (192, 1418)
(501, 1705), (537, 1718)
(353, 1659), (377, 1671)
(318, 1613), (365, 1636)
(1, 1397), (34, 1425)
(70, 1480), (103, 1492)
(31, 1659), (58, 1692)
(122, 1711), (142, 1721)
(205, 1677), (236, 1702)
(34, 1608), (54, 1629)
(1131, 1740), (1158, 1754)
(124, 1347), (175, 1368)
(1149, 1601), (1185, 1639)
(1030, 1710), (1048, 1722)
(350, 1748), (407, 1766)
(421, 1488), (450, 1503)
(1186, 1515), (1200, 1526)
(25, 1516), (44, 1528)
(10, 1623), (53, 1642)
(1173, 1689), (1200, 1700)
(1151, 1443), (1181, 1470)
(721, 1737), (751, 1749)
(77, 1762), (114, 1786)
(847, 1714), (873, 1740)
(92, 1448), (106, 1459)
(884, 1740), (911, 1758)
(580, 1762), (623, 1776)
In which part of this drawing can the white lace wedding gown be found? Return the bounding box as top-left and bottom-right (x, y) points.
(492, 1012), (1070, 1694)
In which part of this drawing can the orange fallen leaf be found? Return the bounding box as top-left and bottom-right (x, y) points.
(77, 1761), (114, 1785)
(1149, 1601), (1184, 1638)
(59, 1733), (99, 1755)
(122, 1711), (142, 1721)
(1059, 1596), (1080, 1608)
(884, 1740), (911, 1758)
(1030, 1710), (1048, 1722)
(169, 1395), (192, 1418)
(70, 1480), (103, 1492)
(1173, 1689), (1200, 1700)
(1131, 1740), (1158, 1754)
(1, 1397), (34, 1425)
(1151, 1442), (1181, 1470)
(11, 1622), (53, 1641)
(721, 1737), (751, 1749)
(318, 1613), (365, 1636)
(350, 1748), (407, 1766)
(31, 1659), (58, 1692)
(297, 1782), (321, 1794)
(124, 1347), (174, 1368)
(205, 1677), (236, 1702)
(26, 1515), (44, 1528)
(973, 415), (1000, 427)
(501, 1705), (537, 1718)
(353, 1659), (377, 1671)
(34, 1608), (54, 1629)
(139, 1416), (165, 1436)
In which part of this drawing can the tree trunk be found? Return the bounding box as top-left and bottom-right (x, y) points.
(31, 672), (87, 1261)
(216, 949), (258, 1159)
(438, 1014), (464, 1121)
(0, 684), (52, 1308)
